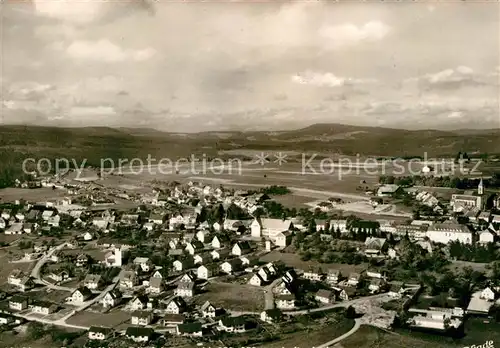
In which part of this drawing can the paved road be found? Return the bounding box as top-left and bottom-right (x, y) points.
(316, 318), (362, 348)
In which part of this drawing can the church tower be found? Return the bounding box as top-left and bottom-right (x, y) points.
(478, 178), (484, 195)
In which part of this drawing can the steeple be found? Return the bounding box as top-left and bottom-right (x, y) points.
(478, 178), (484, 195)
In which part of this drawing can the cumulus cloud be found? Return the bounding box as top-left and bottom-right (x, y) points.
(65, 40), (156, 62)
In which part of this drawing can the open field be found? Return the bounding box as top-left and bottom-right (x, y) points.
(0, 187), (68, 202)
(260, 316), (355, 348)
(260, 251), (368, 274)
(341, 325), (448, 348)
(194, 282), (265, 312)
(0, 253), (35, 284)
(65, 309), (130, 328)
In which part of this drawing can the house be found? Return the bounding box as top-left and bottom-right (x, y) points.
(211, 248), (230, 261)
(426, 219), (473, 245)
(232, 241), (252, 256)
(164, 297), (186, 314)
(76, 253), (90, 267)
(175, 282), (195, 298)
(302, 268), (324, 282)
(332, 287), (351, 301)
(315, 289), (335, 304)
(185, 241), (204, 255)
(50, 270), (70, 283)
(151, 269), (165, 279)
(5, 223), (23, 235)
(47, 215), (61, 227)
(194, 253), (211, 265)
(275, 295), (296, 310)
(32, 301), (58, 315)
(200, 301), (217, 318)
(377, 184), (402, 197)
(211, 235), (230, 249)
(83, 274), (102, 290)
(196, 230), (211, 243)
(365, 269), (385, 279)
(41, 210), (54, 221)
(120, 271), (137, 289)
(9, 296), (28, 311)
(347, 273), (361, 287)
(275, 231), (293, 247)
(68, 286), (92, 304)
(283, 269), (298, 284)
(131, 311), (154, 326)
(7, 270), (34, 292)
(273, 280), (295, 296)
(100, 289), (122, 308)
(22, 223), (34, 234)
(162, 314), (185, 326)
(133, 257), (153, 272)
(179, 272), (196, 284)
(129, 295), (149, 311)
(388, 282), (406, 299)
(259, 266), (276, 281)
(221, 259), (243, 274)
(327, 269), (342, 284)
(251, 218), (293, 238)
(88, 326), (113, 341)
(368, 278), (384, 293)
(218, 316), (247, 333)
(260, 308), (283, 324)
(0, 314), (15, 326)
(176, 322), (203, 337)
(480, 287), (498, 301)
(479, 229), (496, 244)
(148, 277), (163, 294)
(364, 237), (388, 256)
(125, 327), (154, 343)
(249, 273), (265, 286)
(172, 257), (194, 272)
(197, 264), (217, 280)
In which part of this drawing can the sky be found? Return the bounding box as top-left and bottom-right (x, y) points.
(1, 0), (499, 132)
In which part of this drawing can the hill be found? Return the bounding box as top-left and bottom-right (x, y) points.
(1, 123), (500, 187)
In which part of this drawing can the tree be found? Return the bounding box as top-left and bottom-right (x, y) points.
(345, 306), (356, 319)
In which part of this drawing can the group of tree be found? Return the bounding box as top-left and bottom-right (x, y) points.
(448, 240), (499, 263)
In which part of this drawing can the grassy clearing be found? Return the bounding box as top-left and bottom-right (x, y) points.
(194, 282), (265, 312)
(260, 251), (368, 274)
(65, 309), (130, 328)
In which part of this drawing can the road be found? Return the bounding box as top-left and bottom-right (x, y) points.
(263, 278), (282, 310)
(315, 318), (362, 348)
(287, 293), (390, 316)
(30, 243), (76, 291)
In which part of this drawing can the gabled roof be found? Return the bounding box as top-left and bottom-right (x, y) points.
(149, 277), (163, 288)
(132, 310), (152, 319)
(263, 308), (283, 319)
(84, 274), (101, 283)
(74, 286), (92, 298)
(220, 316), (246, 327)
(259, 218), (292, 231)
(177, 322), (202, 333)
(126, 326), (154, 337)
(316, 289), (333, 299)
(200, 300), (216, 311)
(89, 326), (113, 334)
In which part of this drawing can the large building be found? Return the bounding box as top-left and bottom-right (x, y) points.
(450, 179), (485, 212)
(426, 219), (473, 245)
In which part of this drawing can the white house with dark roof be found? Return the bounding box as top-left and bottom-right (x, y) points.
(251, 218), (293, 238)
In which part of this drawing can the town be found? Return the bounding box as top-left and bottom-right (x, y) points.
(0, 164), (500, 348)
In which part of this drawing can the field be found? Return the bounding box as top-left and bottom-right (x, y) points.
(341, 325), (447, 348)
(260, 314), (355, 348)
(65, 309), (130, 329)
(260, 251), (368, 274)
(0, 187), (68, 202)
(0, 251), (35, 284)
(194, 282), (265, 312)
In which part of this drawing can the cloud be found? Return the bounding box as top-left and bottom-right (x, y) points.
(65, 40), (156, 62)
(32, 0), (155, 24)
(405, 66), (490, 90)
(319, 21), (390, 48)
(291, 71), (376, 87)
